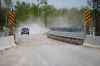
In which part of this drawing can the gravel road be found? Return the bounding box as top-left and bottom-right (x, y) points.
(0, 34), (100, 66)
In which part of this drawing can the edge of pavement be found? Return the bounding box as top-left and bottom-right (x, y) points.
(0, 36), (16, 51)
(83, 35), (100, 49)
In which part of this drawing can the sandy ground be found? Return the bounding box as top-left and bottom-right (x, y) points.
(0, 34), (100, 66)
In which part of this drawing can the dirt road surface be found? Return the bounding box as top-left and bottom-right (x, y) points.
(0, 34), (100, 66)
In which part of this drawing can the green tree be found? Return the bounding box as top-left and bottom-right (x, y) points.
(4, 0), (12, 8)
(39, 0), (57, 27)
(41, 5), (57, 27)
(16, 1), (30, 22)
(0, 0), (12, 31)
(15, 0), (58, 27)
(30, 3), (39, 17)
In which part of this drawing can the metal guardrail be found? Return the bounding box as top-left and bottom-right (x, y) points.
(47, 31), (85, 45)
(48, 34), (84, 45)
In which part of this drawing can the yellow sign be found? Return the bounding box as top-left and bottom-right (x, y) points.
(83, 9), (93, 33)
(83, 9), (92, 25)
(8, 11), (16, 25)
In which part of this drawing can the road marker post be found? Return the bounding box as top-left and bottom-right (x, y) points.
(8, 10), (16, 36)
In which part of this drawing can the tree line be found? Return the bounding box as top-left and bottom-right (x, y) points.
(1, 0), (90, 29)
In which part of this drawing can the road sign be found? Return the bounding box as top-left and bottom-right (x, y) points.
(83, 9), (92, 23)
(8, 10), (16, 25)
(8, 10), (16, 35)
(83, 9), (93, 33)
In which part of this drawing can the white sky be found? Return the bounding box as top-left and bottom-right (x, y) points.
(12, 0), (88, 9)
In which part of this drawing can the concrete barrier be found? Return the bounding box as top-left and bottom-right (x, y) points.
(83, 35), (100, 48)
(0, 36), (16, 50)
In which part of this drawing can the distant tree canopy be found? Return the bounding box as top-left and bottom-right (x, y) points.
(3, 0), (90, 28)
(16, 1), (31, 22)
(4, 0), (12, 8)
(29, 3), (38, 17)
(15, 0), (58, 27)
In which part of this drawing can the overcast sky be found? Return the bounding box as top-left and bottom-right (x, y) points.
(12, 0), (88, 9)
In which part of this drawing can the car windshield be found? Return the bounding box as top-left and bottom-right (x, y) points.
(22, 28), (29, 32)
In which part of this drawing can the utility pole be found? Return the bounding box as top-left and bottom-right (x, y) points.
(0, 0), (3, 32)
(93, 0), (100, 36)
(87, 0), (95, 36)
(37, 0), (40, 17)
(0, 0), (1, 32)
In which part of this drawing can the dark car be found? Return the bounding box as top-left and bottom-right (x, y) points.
(21, 28), (29, 35)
